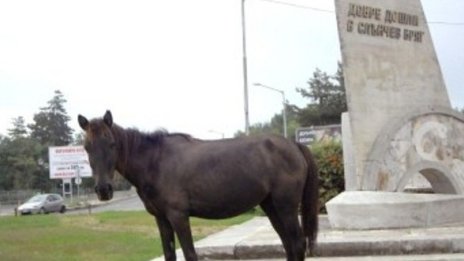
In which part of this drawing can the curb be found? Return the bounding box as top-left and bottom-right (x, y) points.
(154, 217), (464, 260)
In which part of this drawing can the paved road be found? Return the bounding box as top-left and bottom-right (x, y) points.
(69, 194), (145, 214)
(0, 193), (146, 216)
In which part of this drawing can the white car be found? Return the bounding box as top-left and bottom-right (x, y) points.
(17, 194), (66, 215)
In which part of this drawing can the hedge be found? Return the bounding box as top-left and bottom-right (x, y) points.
(310, 140), (345, 213)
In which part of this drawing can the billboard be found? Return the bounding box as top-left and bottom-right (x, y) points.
(49, 146), (92, 179)
(295, 124), (342, 146)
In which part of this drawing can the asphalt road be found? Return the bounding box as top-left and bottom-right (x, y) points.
(69, 195), (146, 215)
(0, 194), (146, 216)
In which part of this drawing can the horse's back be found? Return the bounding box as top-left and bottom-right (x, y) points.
(190, 134), (307, 178)
(170, 134), (308, 219)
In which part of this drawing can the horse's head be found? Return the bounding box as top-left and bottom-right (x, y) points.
(78, 110), (117, 201)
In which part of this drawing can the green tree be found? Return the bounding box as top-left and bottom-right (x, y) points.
(28, 90), (73, 146)
(7, 116), (28, 139)
(0, 91), (75, 191)
(1, 137), (44, 190)
(296, 62), (346, 126)
(0, 135), (13, 190)
(26, 90), (73, 191)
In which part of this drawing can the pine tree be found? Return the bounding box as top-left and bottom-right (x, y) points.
(296, 63), (347, 126)
(25, 90), (73, 191)
(29, 90), (73, 146)
(7, 116), (28, 139)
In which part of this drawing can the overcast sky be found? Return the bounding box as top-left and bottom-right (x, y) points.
(0, 0), (463, 139)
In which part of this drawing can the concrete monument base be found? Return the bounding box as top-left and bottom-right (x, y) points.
(326, 191), (464, 230)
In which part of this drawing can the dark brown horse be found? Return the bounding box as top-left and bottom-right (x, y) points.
(78, 110), (318, 261)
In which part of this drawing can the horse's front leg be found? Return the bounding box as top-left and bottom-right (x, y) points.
(156, 216), (176, 261)
(167, 210), (197, 261)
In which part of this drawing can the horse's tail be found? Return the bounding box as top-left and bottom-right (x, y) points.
(296, 143), (319, 255)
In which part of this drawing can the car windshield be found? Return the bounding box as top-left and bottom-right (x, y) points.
(26, 195), (47, 203)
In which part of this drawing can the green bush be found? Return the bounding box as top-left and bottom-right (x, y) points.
(311, 140), (344, 213)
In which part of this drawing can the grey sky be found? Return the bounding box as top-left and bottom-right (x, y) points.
(0, 0), (462, 139)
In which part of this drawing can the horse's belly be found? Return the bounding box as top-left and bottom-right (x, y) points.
(190, 201), (258, 219)
(188, 186), (267, 219)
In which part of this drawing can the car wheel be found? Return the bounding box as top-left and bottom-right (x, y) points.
(60, 206), (66, 213)
(39, 208), (46, 214)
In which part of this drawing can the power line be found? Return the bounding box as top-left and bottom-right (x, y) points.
(257, 0), (464, 26)
(429, 21), (464, 26)
(258, 0), (334, 13)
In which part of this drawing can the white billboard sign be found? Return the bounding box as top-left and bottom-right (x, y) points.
(49, 146), (92, 179)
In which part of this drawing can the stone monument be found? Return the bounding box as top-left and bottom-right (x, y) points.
(327, 0), (464, 229)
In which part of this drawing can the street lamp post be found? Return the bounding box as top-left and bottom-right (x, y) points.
(241, 0), (250, 136)
(254, 83), (288, 138)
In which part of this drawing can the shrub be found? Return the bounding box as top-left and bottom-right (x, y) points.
(311, 140), (344, 213)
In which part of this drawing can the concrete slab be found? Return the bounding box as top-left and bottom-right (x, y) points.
(326, 191), (464, 229)
(220, 254), (464, 260)
(152, 216), (464, 260)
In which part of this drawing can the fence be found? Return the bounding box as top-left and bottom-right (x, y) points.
(0, 190), (42, 205)
(0, 188), (97, 206)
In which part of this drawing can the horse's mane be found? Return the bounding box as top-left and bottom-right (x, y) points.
(130, 128), (191, 144)
(112, 125), (193, 151)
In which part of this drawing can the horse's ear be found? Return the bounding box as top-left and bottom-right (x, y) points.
(78, 115), (89, 130)
(103, 110), (113, 127)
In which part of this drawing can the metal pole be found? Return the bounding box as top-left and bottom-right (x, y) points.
(253, 83), (288, 138)
(282, 92), (288, 138)
(76, 164), (80, 201)
(241, 0), (250, 136)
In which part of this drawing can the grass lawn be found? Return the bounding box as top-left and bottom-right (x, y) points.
(0, 211), (254, 261)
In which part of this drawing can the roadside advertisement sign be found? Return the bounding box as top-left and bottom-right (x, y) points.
(295, 124), (342, 146)
(48, 146), (92, 179)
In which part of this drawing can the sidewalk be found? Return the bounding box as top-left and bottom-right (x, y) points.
(153, 216), (464, 260)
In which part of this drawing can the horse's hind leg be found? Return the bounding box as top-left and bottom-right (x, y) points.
(260, 197), (292, 256)
(278, 209), (306, 261)
(260, 196), (306, 261)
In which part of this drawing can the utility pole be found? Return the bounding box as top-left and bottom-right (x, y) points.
(241, 0), (250, 135)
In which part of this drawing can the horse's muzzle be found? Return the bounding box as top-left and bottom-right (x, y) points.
(95, 183), (113, 201)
